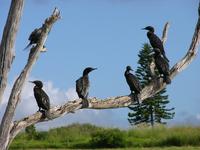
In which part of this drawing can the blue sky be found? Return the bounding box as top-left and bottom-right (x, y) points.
(0, 0), (200, 129)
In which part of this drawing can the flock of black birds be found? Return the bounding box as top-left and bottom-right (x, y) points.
(27, 25), (171, 117)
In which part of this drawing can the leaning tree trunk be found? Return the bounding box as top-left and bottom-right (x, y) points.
(8, 2), (200, 138)
(0, 7), (61, 150)
(0, 0), (24, 104)
(0, 1), (200, 150)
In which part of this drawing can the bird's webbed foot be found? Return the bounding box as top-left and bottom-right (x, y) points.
(37, 108), (41, 112)
(81, 99), (89, 108)
(37, 108), (45, 116)
(129, 93), (140, 106)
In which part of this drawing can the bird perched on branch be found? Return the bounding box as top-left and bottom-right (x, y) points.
(30, 80), (51, 118)
(153, 48), (171, 84)
(76, 67), (97, 108)
(142, 26), (169, 62)
(124, 66), (142, 105)
(24, 28), (46, 52)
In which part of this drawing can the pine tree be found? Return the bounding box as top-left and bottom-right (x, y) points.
(128, 43), (175, 127)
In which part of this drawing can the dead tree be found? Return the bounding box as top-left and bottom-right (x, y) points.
(0, 1), (200, 150)
(0, 2), (60, 149)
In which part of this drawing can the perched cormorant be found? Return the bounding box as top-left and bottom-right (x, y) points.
(24, 28), (42, 50)
(30, 80), (50, 115)
(124, 66), (142, 104)
(153, 48), (171, 84)
(143, 26), (169, 62)
(24, 28), (47, 52)
(76, 67), (97, 108)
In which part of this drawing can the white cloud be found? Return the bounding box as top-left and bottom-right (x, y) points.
(0, 78), (130, 130)
(2, 78), (200, 130)
(65, 88), (78, 100)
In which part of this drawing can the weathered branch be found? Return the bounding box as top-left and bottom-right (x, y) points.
(10, 8), (200, 141)
(0, 8), (60, 150)
(162, 22), (170, 44)
(7, 21), (171, 143)
(0, 0), (24, 104)
(8, 3), (200, 148)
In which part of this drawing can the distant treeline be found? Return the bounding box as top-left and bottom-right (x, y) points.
(10, 123), (200, 149)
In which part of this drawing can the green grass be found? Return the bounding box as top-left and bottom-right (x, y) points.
(10, 123), (200, 149)
(11, 147), (200, 150)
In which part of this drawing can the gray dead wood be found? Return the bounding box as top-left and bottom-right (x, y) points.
(0, 8), (60, 150)
(9, 3), (200, 147)
(0, 0), (24, 104)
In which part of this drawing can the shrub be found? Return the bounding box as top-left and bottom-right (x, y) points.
(90, 128), (126, 148)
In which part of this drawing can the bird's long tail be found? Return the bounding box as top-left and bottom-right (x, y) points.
(23, 43), (32, 50)
(164, 75), (171, 84)
(135, 94), (141, 106)
(130, 93), (140, 107)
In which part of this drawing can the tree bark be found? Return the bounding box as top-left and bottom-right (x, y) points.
(8, 3), (200, 144)
(0, 8), (60, 150)
(1, 2), (200, 150)
(0, 0), (24, 105)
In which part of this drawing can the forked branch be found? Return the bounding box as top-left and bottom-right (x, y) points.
(9, 3), (200, 146)
(0, 8), (60, 149)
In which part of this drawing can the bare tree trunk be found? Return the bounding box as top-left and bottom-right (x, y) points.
(0, 8), (60, 150)
(0, 0), (24, 104)
(8, 3), (200, 142)
(0, 1), (200, 150)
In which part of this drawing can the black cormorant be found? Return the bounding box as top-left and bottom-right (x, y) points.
(153, 48), (171, 84)
(24, 28), (42, 50)
(143, 26), (169, 62)
(76, 67), (97, 108)
(30, 80), (50, 114)
(124, 66), (142, 104)
(24, 28), (47, 52)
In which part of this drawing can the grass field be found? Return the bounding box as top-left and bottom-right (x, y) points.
(18, 147), (200, 150)
(10, 123), (200, 149)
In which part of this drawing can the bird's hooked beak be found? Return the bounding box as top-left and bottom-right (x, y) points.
(29, 81), (34, 84)
(92, 68), (97, 71)
(130, 68), (133, 71)
(142, 27), (147, 30)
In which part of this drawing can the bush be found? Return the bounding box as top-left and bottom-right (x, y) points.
(34, 131), (48, 140)
(25, 125), (37, 140)
(90, 128), (126, 148)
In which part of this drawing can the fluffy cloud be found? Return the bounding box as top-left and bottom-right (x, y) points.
(1, 78), (200, 130)
(0, 78), (130, 130)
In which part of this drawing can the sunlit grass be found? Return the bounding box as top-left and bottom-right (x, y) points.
(10, 123), (200, 149)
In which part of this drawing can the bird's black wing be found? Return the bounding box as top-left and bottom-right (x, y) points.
(34, 87), (50, 110)
(155, 55), (169, 75)
(149, 33), (169, 62)
(82, 76), (89, 99)
(76, 76), (89, 99)
(149, 34), (164, 51)
(28, 29), (38, 41)
(126, 73), (141, 93)
(76, 77), (84, 99)
(28, 28), (42, 42)
(40, 89), (50, 110)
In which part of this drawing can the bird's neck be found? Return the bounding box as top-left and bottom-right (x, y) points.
(147, 31), (154, 38)
(34, 86), (42, 89)
(83, 71), (89, 76)
(154, 53), (161, 58)
(125, 70), (130, 76)
(83, 74), (89, 78)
